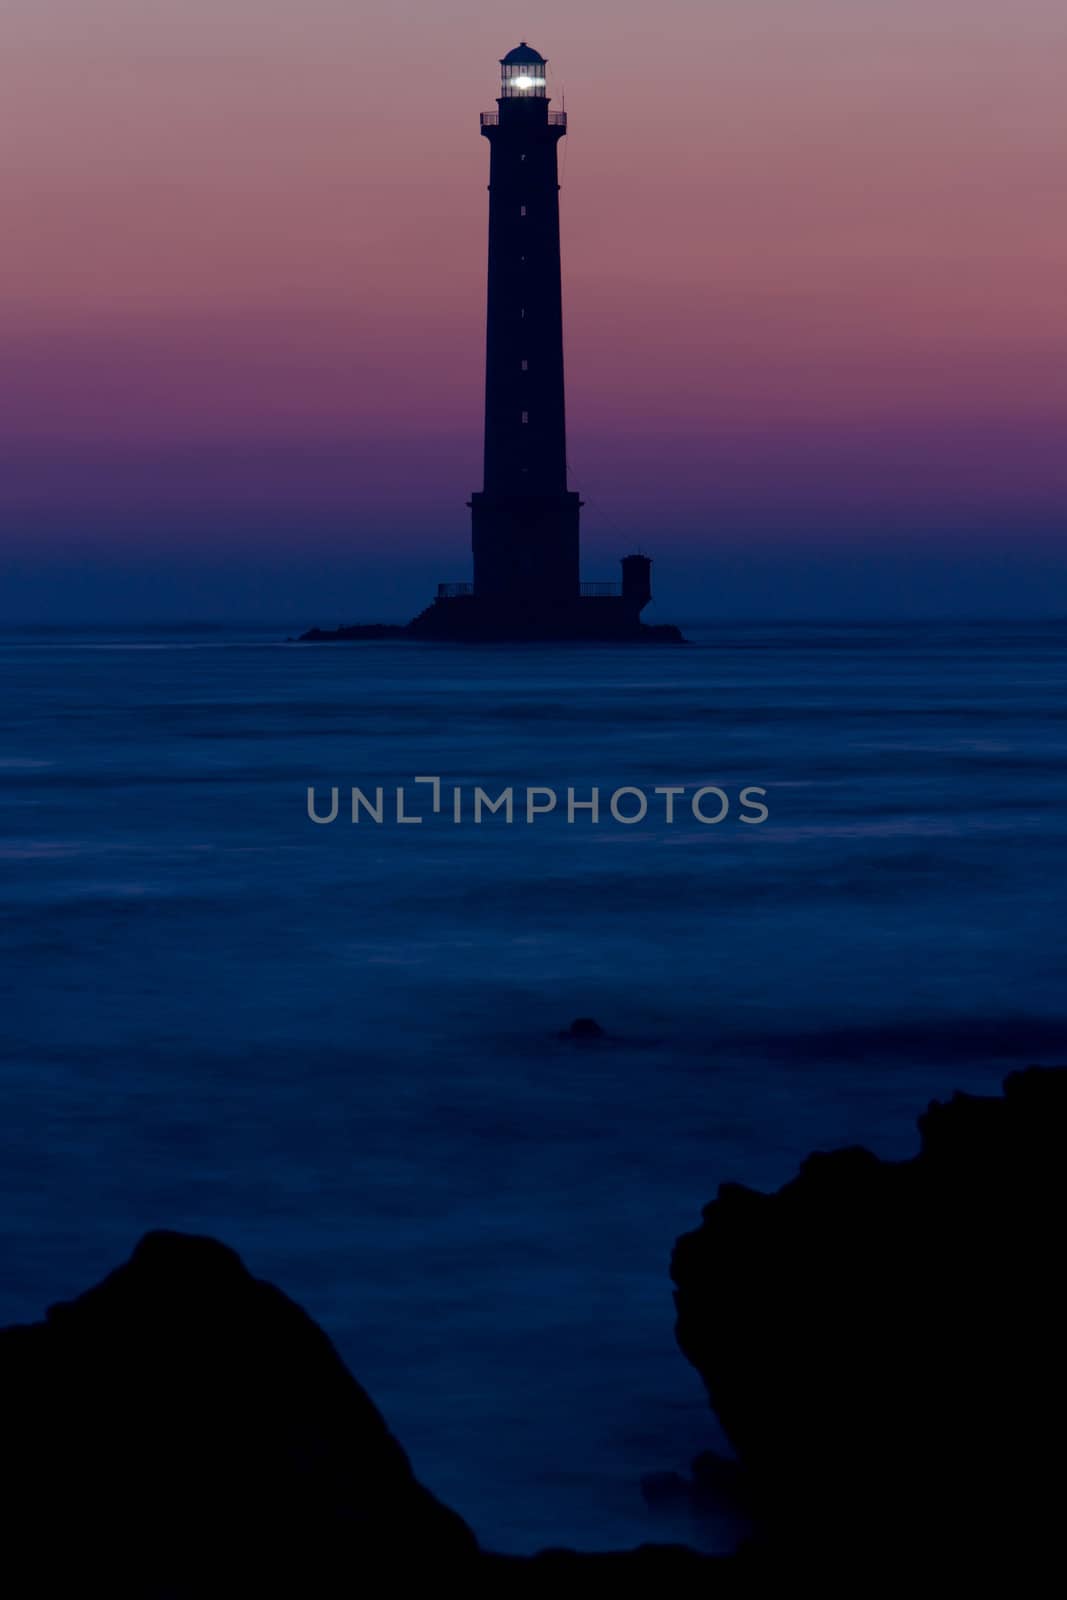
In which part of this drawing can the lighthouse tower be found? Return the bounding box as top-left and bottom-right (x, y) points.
(469, 43), (581, 613)
(298, 45), (683, 643)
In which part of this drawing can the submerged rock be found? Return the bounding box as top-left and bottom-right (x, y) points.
(670, 1065), (1067, 1579)
(298, 623), (409, 641)
(562, 1017), (605, 1040)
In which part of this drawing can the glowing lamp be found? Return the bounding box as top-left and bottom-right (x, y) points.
(500, 42), (548, 99)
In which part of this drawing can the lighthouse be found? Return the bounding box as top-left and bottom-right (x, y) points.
(299, 45), (682, 644)
(469, 43), (580, 611)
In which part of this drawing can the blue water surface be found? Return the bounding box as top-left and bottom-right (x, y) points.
(2, 619), (1065, 1552)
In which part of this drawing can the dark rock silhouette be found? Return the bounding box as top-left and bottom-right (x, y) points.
(0, 1229), (729, 1594)
(298, 613), (685, 644)
(4, 1068), (1065, 1589)
(481, 1545), (731, 1590)
(562, 1016), (605, 1040)
(299, 623), (408, 641)
(670, 1065), (1067, 1581)
(641, 1450), (751, 1521)
(0, 1230), (477, 1593)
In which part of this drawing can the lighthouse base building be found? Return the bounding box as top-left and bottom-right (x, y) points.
(301, 44), (682, 646)
(403, 552), (672, 642)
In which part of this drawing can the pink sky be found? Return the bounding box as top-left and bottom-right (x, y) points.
(3, 1), (1066, 617)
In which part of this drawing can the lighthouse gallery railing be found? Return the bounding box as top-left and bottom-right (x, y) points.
(480, 112), (567, 128)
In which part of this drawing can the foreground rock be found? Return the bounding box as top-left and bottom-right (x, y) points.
(671, 1065), (1067, 1580)
(0, 1231), (477, 1592)
(7, 1067), (1063, 1589)
(0, 1230), (729, 1595)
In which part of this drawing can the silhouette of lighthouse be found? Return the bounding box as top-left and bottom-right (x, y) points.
(469, 43), (580, 610)
(299, 45), (682, 644)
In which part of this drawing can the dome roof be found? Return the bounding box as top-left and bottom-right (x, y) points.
(501, 42), (545, 65)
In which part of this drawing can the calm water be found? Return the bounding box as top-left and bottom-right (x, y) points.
(2, 619), (1065, 1552)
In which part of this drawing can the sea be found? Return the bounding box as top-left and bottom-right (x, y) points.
(2, 618), (1065, 1554)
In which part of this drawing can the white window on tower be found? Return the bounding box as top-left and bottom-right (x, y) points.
(521, 359), (528, 371)
(521, 411), (529, 424)
(520, 205), (527, 216)
(520, 307), (525, 319)
(520, 154), (527, 162)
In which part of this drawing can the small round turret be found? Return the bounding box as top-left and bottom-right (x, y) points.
(621, 553), (652, 610)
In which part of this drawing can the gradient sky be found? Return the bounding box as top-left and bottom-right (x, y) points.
(3, 0), (1065, 619)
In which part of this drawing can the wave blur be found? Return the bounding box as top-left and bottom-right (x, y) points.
(1, 618), (1065, 1552)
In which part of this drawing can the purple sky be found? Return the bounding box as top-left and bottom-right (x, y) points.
(3, 1), (1066, 620)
